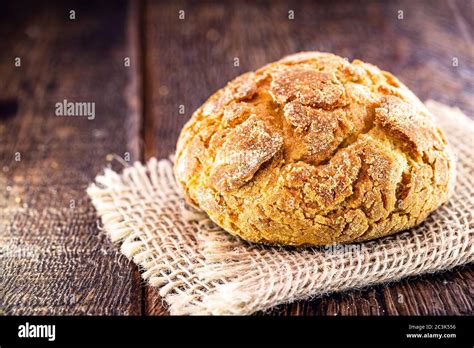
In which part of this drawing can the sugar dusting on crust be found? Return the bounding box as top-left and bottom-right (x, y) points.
(283, 101), (345, 163)
(209, 116), (283, 191)
(375, 95), (445, 156)
(202, 72), (257, 117)
(269, 66), (346, 109)
(222, 102), (255, 127)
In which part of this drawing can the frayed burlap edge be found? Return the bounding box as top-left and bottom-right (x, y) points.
(87, 100), (474, 315)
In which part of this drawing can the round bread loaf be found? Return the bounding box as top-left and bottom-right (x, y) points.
(174, 52), (456, 246)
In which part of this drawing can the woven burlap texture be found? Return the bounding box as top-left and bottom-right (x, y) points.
(87, 100), (473, 315)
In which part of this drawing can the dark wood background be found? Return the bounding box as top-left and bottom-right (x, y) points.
(0, 0), (472, 316)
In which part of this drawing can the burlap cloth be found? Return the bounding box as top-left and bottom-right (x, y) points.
(87, 101), (473, 315)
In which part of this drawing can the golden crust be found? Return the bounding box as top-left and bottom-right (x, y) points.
(174, 52), (456, 246)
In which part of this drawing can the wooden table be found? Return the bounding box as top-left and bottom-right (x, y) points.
(1, 0), (472, 316)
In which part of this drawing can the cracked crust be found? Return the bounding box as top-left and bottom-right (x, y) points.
(174, 52), (456, 246)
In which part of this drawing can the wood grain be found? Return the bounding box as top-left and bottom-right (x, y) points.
(142, 0), (473, 315)
(0, 0), (142, 315)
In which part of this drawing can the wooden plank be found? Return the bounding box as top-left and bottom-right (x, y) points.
(0, 0), (143, 315)
(142, 0), (473, 315)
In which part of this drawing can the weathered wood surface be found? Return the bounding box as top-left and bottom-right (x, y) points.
(0, 0), (472, 316)
(0, 0), (142, 315)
